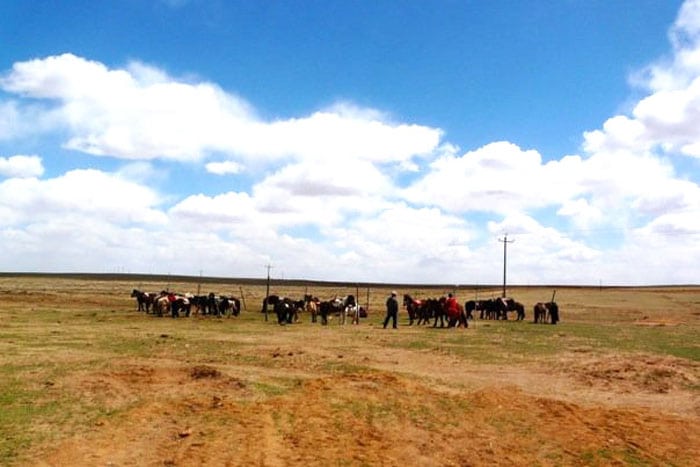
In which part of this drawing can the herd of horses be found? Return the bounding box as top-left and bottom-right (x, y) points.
(130, 289), (361, 325)
(130, 289), (241, 318)
(130, 289), (560, 326)
(402, 294), (560, 327)
(263, 294), (364, 325)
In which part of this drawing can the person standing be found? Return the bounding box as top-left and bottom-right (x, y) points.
(383, 291), (399, 329)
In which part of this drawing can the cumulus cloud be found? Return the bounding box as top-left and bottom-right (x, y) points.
(402, 142), (581, 214)
(588, 0), (700, 159)
(0, 154), (44, 178)
(0, 54), (443, 165)
(0, 168), (165, 226)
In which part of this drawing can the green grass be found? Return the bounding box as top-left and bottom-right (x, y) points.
(382, 319), (700, 364)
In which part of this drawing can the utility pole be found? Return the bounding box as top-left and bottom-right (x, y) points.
(498, 234), (514, 298)
(264, 264), (273, 322)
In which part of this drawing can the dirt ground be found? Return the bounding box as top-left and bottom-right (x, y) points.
(39, 353), (699, 467)
(1, 277), (699, 466)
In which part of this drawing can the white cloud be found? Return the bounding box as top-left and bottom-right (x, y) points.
(169, 191), (261, 230)
(402, 141), (581, 214)
(205, 161), (243, 175)
(589, 0), (700, 159)
(556, 198), (603, 229)
(0, 154), (44, 178)
(0, 54), (443, 166)
(0, 168), (165, 226)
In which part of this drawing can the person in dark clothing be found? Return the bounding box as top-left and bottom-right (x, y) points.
(383, 291), (399, 329)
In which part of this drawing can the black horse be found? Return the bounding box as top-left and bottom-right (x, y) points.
(414, 298), (439, 325)
(318, 295), (356, 325)
(131, 289), (156, 313)
(264, 295), (301, 325)
(478, 298), (510, 320)
(546, 301), (560, 324)
(170, 295), (191, 318)
(403, 294), (422, 325)
(464, 300), (482, 321)
(218, 295), (241, 317)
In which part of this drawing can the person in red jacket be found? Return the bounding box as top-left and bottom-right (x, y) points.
(445, 293), (459, 315)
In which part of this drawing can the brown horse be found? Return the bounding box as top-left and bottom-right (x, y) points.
(304, 294), (320, 323)
(533, 302), (548, 323)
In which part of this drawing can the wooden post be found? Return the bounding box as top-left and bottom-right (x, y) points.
(239, 286), (247, 311)
(264, 264), (272, 322)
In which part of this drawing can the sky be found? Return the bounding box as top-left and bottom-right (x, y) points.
(1, 0), (699, 286)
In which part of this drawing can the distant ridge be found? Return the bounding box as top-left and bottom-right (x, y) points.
(0, 272), (695, 289)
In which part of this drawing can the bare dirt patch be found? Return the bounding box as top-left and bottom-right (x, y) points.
(560, 354), (699, 395)
(38, 361), (700, 466)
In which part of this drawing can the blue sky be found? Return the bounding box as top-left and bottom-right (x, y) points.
(1, 0), (699, 285)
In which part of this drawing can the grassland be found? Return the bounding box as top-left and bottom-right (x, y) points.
(0, 275), (698, 466)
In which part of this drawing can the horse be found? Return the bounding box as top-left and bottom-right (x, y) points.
(130, 289), (156, 313)
(304, 294), (319, 323)
(262, 294), (280, 317)
(513, 301), (525, 321)
(533, 302), (548, 324)
(464, 300), (484, 321)
(431, 297), (449, 328)
(479, 298), (510, 320)
(545, 301), (559, 324)
(265, 295), (299, 325)
(153, 292), (170, 317)
(350, 302), (361, 324)
(217, 295), (241, 317)
(442, 296), (468, 328)
(415, 298), (438, 325)
(403, 294), (422, 325)
(318, 295), (356, 325)
(333, 295), (357, 325)
(318, 300), (333, 325)
(170, 294), (191, 318)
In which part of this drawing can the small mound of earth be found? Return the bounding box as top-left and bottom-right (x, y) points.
(558, 354), (698, 394)
(189, 365), (221, 379)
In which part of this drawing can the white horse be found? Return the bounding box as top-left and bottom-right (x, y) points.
(332, 295), (357, 325)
